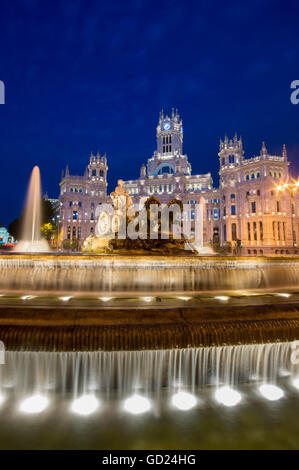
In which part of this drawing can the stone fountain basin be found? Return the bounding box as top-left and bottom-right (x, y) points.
(0, 254), (298, 351)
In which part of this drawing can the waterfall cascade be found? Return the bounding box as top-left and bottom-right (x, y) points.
(1, 342), (297, 399)
(1, 257), (299, 292)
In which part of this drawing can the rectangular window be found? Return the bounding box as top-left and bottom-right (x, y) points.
(283, 222), (286, 241)
(223, 224), (227, 242)
(277, 201), (280, 212)
(247, 222), (251, 241)
(231, 205), (236, 215)
(253, 222), (257, 241)
(72, 211), (78, 221)
(259, 221), (263, 241)
(231, 223), (237, 241)
(277, 222), (281, 241)
(72, 226), (76, 239)
(251, 201), (256, 214)
(272, 221), (276, 240)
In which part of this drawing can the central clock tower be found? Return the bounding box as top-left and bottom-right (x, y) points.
(156, 108), (183, 156)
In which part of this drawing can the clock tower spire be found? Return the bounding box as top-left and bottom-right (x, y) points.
(156, 108), (183, 156)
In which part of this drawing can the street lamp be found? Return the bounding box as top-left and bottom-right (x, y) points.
(276, 181), (298, 248)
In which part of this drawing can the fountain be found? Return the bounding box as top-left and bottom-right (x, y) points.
(0, 173), (298, 449)
(14, 166), (49, 253)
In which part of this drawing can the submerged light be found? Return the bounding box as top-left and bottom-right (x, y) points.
(275, 293), (291, 298)
(142, 297), (154, 302)
(59, 296), (73, 302)
(215, 296), (229, 302)
(21, 295), (36, 300)
(19, 394), (49, 414)
(123, 394), (151, 415)
(0, 394), (5, 407)
(292, 378), (299, 390)
(177, 296), (192, 301)
(100, 297), (112, 302)
(215, 386), (242, 407)
(171, 392), (197, 410)
(71, 395), (99, 416)
(259, 384), (284, 401)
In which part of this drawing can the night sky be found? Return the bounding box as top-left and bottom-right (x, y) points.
(0, 0), (299, 225)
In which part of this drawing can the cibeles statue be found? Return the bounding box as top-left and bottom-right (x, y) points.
(110, 179), (133, 212)
(109, 179), (133, 235)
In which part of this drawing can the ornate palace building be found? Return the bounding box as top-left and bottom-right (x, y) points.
(58, 109), (299, 254)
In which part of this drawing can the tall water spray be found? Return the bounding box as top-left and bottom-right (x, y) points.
(14, 166), (49, 253)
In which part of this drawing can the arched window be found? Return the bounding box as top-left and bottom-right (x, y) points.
(229, 155), (235, 164)
(256, 172), (260, 178)
(251, 173), (255, 179)
(92, 169), (96, 177)
(157, 165), (174, 175)
(246, 174), (250, 181)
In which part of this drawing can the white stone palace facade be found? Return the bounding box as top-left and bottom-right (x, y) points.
(58, 109), (299, 254)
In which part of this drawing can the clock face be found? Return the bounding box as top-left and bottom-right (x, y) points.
(163, 122), (171, 130)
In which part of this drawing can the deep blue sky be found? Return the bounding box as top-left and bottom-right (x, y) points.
(0, 0), (299, 225)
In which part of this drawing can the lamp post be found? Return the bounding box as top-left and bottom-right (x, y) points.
(276, 181), (299, 248)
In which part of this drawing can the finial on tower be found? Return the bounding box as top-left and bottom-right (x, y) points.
(140, 164), (146, 178)
(282, 144), (287, 159)
(260, 141), (267, 156)
(65, 165), (69, 176)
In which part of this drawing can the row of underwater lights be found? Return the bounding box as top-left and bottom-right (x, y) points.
(2, 380), (299, 416)
(18, 293), (293, 302)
